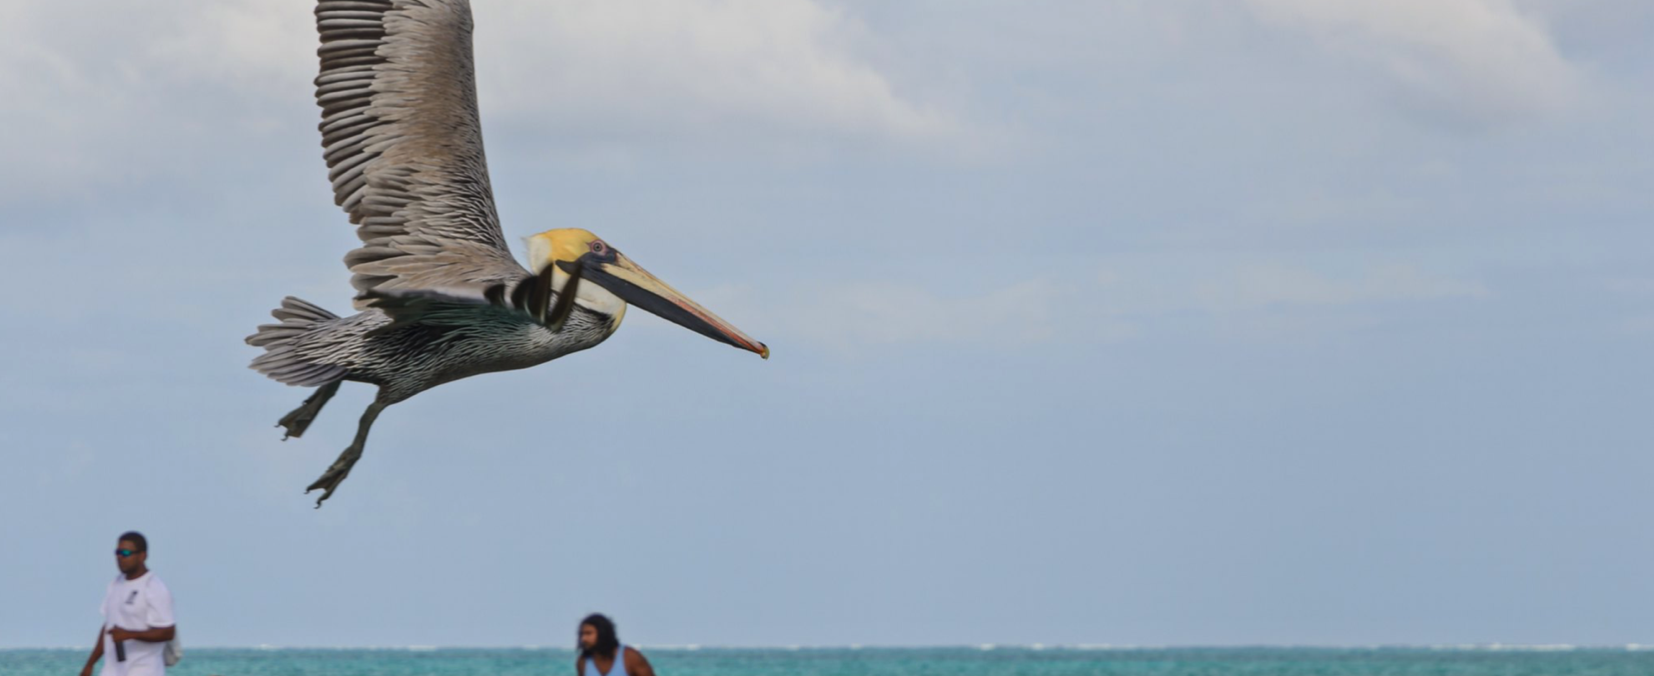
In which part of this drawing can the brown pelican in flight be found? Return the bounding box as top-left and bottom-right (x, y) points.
(247, 0), (769, 507)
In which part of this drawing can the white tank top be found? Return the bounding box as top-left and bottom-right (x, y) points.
(582, 645), (628, 676)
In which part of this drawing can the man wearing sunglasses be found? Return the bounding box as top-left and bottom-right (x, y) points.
(80, 531), (176, 676)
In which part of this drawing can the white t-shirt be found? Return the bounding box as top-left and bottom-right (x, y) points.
(99, 572), (175, 676)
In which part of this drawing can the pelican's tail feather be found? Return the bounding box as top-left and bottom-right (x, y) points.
(247, 297), (348, 387)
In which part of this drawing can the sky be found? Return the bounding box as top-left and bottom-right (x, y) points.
(2, 0), (1652, 649)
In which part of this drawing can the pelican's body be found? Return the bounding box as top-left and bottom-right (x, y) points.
(247, 0), (767, 506)
(256, 295), (619, 404)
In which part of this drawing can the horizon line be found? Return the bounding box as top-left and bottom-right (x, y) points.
(6, 643), (1651, 652)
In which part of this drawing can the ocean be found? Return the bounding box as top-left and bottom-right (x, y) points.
(6, 646), (1653, 676)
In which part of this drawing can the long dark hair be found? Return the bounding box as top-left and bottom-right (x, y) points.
(579, 613), (619, 659)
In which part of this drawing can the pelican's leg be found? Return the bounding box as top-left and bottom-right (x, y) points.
(277, 381), (341, 440)
(305, 399), (388, 508)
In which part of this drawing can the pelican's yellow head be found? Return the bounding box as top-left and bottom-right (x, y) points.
(527, 228), (603, 269)
(525, 228), (769, 359)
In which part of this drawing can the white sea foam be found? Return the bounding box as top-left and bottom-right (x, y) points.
(1484, 644), (1576, 652)
(1427, 643), (1579, 652)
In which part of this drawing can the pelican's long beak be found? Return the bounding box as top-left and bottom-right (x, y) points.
(566, 252), (769, 359)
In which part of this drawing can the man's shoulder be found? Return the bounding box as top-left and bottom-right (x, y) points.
(125, 572), (170, 596)
(105, 574), (135, 595)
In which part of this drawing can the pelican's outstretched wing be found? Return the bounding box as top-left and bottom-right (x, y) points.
(314, 0), (529, 315)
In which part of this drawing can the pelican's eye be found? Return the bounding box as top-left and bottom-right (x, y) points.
(589, 240), (608, 255)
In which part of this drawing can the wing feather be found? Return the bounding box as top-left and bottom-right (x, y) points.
(313, 0), (529, 316)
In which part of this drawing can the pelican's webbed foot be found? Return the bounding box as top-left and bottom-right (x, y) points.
(278, 381), (340, 440)
(305, 445), (361, 508)
(304, 399), (388, 508)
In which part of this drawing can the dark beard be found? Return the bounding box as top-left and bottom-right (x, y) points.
(580, 645), (615, 660)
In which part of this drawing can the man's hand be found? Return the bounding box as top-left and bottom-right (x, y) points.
(104, 624), (174, 643)
(83, 623), (105, 675)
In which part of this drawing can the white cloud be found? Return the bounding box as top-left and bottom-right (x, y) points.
(132, 0), (960, 142)
(1245, 0), (1582, 123)
(0, 6), (128, 195)
(0, 0), (956, 200)
(143, 0), (317, 95)
(0, 1), (317, 199)
(477, 0), (958, 142)
(0, 0), (954, 199)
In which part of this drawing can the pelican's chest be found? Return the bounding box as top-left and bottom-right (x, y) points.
(522, 307), (618, 363)
(362, 305), (623, 397)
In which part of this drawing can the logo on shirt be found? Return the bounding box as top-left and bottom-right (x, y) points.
(126, 590), (139, 605)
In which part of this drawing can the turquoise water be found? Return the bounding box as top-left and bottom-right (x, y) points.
(6, 647), (1653, 676)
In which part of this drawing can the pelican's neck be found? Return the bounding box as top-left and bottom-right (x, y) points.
(558, 268), (626, 334)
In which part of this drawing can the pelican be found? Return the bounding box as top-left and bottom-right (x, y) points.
(246, 0), (769, 507)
